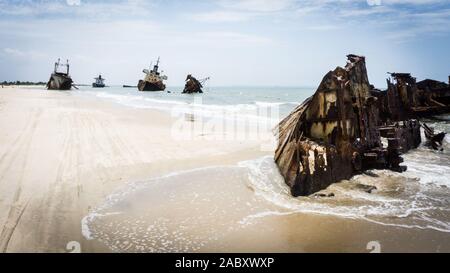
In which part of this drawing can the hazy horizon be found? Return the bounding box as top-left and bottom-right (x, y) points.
(0, 0), (449, 88)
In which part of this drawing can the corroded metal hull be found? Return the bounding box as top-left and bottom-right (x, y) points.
(383, 74), (450, 119)
(183, 85), (203, 94)
(275, 55), (423, 197)
(138, 80), (165, 91)
(47, 73), (72, 90)
(183, 76), (203, 94)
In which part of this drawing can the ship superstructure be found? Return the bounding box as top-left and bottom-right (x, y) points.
(93, 74), (106, 88)
(138, 57), (168, 91)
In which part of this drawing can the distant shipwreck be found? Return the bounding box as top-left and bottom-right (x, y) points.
(138, 57), (168, 92)
(182, 74), (210, 94)
(92, 74), (105, 88)
(47, 59), (73, 90)
(275, 55), (449, 197)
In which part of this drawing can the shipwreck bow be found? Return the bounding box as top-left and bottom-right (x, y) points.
(275, 55), (424, 196)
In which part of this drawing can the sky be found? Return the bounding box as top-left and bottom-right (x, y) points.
(0, 0), (449, 88)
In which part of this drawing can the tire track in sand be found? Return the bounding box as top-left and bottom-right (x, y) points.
(34, 111), (79, 249)
(0, 108), (42, 252)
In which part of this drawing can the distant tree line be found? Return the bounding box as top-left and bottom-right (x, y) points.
(1, 81), (46, 86)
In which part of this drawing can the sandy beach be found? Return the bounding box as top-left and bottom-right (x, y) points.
(0, 87), (266, 252)
(0, 87), (449, 253)
(1, 0), (449, 258)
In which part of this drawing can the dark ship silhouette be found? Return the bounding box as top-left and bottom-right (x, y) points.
(182, 74), (210, 94)
(138, 57), (168, 91)
(92, 74), (105, 88)
(47, 59), (73, 90)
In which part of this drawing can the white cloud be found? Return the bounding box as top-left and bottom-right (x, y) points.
(189, 11), (254, 22)
(66, 0), (81, 6)
(306, 25), (341, 31)
(188, 0), (298, 23)
(3, 48), (25, 57)
(195, 31), (273, 46)
(3, 48), (47, 59)
(218, 0), (296, 12)
(0, 0), (155, 18)
(381, 0), (448, 4)
(338, 5), (394, 17)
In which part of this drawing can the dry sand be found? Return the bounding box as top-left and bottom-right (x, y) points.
(0, 87), (265, 252)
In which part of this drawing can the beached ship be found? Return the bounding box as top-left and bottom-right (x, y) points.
(92, 74), (106, 88)
(275, 54), (449, 197)
(182, 74), (210, 94)
(47, 59), (73, 90)
(138, 57), (168, 91)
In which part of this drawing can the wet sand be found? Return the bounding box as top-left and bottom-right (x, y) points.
(83, 159), (450, 253)
(0, 87), (449, 253)
(0, 87), (265, 252)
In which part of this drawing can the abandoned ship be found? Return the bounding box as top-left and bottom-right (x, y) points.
(275, 54), (449, 197)
(92, 74), (106, 88)
(46, 59), (73, 90)
(182, 74), (210, 94)
(138, 57), (168, 91)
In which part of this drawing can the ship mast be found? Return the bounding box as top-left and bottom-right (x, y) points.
(54, 58), (60, 73)
(54, 58), (70, 75)
(153, 56), (160, 73)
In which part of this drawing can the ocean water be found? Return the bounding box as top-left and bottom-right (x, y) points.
(77, 86), (450, 252)
(74, 85), (308, 121)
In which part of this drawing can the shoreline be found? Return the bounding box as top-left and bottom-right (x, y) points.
(0, 87), (449, 253)
(0, 87), (268, 252)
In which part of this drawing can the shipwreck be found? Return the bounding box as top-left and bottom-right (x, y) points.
(138, 57), (168, 92)
(182, 74), (210, 94)
(275, 54), (449, 197)
(47, 59), (73, 90)
(92, 74), (106, 88)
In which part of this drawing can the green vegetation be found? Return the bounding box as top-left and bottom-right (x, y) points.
(1, 81), (46, 86)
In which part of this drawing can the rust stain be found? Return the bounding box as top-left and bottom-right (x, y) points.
(275, 55), (448, 197)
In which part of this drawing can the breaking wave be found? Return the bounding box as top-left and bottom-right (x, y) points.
(238, 155), (450, 233)
(79, 90), (450, 251)
(75, 88), (300, 123)
(82, 132), (450, 252)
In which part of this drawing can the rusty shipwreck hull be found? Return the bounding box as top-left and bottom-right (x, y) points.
(275, 55), (424, 197)
(378, 73), (450, 119)
(138, 80), (166, 91)
(183, 74), (204, 94)
(47, 73), (73, 90)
